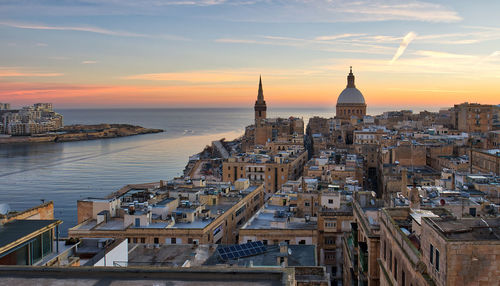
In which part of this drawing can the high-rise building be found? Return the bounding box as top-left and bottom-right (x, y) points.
(0, 103), (10, 110)
(450, 102), (499, 133)
(336, 67), (367, 120)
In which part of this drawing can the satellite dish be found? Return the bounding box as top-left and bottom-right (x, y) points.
(0, 203), (11, 215)
(288, 248), (292, 255)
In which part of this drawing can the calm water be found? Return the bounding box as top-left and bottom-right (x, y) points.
(0, 106), (435, 234)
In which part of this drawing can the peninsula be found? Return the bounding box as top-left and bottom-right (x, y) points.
(0, 123), (163, 144)
(0, 103), (163, 144)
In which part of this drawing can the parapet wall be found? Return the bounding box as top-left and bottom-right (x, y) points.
(0, 201), (54, 224)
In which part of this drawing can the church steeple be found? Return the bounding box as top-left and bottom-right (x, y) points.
(254, 75), (267, 125)
(257, 75), (264, 103)
(347, 66), (355, 88)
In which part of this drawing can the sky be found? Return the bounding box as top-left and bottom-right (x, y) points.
(0, 0), (499, 109)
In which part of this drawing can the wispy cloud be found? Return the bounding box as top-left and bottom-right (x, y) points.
(390, 32), (417, 64)
(314, 33), (366, 41)
(414, 50), (475, 59)
(0, 21), (189, 40)
(81, 60), (98, 64)
(216, 34), (396, 55)
(387, 87), (475, 94)
(0, 67), (63, 78)
(0, 1), (461, 23)
(123, 70), (285, 83)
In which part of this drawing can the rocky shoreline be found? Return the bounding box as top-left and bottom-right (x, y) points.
(0, 124), (164, 144)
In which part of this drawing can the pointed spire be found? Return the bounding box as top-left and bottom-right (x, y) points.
(347, 66), (355, 88)
(257, 75), (264, 102)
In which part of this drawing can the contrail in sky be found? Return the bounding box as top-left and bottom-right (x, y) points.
(390, 32), (417, 64)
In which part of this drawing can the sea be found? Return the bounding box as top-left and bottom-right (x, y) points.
(0, 106), (437, 234)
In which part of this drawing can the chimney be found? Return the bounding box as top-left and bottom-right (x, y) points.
(410, 186), (420, 209)
(277, 242), (289, 267)
(401, 168), (408, 196)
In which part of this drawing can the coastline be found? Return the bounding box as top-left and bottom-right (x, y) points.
(0, 124), (164, 144)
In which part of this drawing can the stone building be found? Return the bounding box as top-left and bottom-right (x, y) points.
(451, 102), (499, 133)
(241, 76), (304, 150)
(69, 182), (265, 245)
(343, 192), (384, 286)
(420, 216), (500, 286)
(336, 67), (367, 121)
(378, 207), (450, 286)
(471, 149), (500, 175)
(318, 205), (353, 285)
(222, 148), (308, 193)
(0, 202), (63, 266)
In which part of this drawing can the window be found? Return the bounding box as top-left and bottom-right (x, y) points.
(328, 199), (333, 204)
(140, 238), (145, 243)
(171, 237), (177, 244)
(383, 240), (387, 261)
(325, 221), (336, 228)
(402, 270), (406, 286)
(188, 238), (193, 244)
(135, 218), (140, 227)
(235, 205), (246, 217)
(32, 234), (42, 263)
(299, 240), (306, 245)
(305, 202), (310, 207)
(285, 240), (290, 245)
(389, 250), (392, 271)
(42, 230), (52, 257)
(325, 237), (335, 245)
(263, 240), (268, 245)
(154, 237), (159, 244)
(394, 258), (398, 280)
(435, 249), (440, 271)
(133, 238), (138, 243)
(430, 244), (434, 264)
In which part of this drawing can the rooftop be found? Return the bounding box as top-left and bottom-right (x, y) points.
(242, 205), (317, 230)
(128, 244), (215, 267)
(425, 217), (500, 241)
(204, 244), (316, 267)
(0, 220), (61, 251)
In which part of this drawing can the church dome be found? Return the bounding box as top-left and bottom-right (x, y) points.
(336, 67), (366, 105)
(337, 88), (365, 104)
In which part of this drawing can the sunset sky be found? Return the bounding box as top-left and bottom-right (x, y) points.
(1, 0), (499, 109)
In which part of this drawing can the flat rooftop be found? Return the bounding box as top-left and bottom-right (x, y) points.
(204, 244), (316, 267)
(0, 220), (61, 250)
(128, 244), (215, 267)
(425, 217), (500, 241)
(0, 267), (286, 286)
(242, 205), (317, 230)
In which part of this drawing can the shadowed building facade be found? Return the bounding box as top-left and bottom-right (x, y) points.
(336, 67), (367, 120)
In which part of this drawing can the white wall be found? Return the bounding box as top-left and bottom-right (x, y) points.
(94, 239), (128, 267)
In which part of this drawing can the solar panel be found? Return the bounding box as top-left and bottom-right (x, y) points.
(217, 241), (267, 261)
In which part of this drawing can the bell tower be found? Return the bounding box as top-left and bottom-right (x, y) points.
(254, 75), (267, 126)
